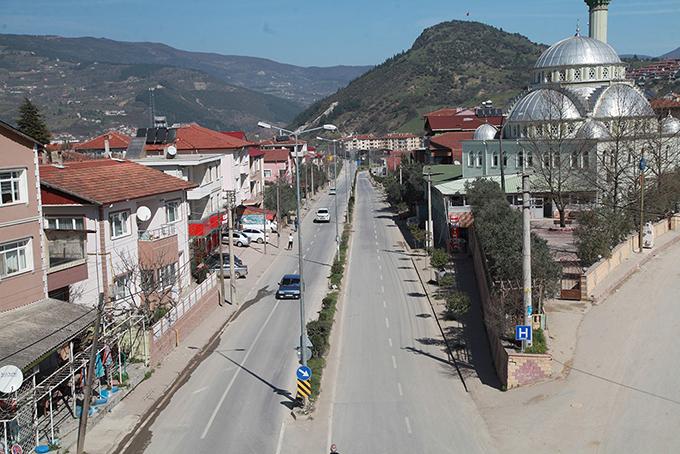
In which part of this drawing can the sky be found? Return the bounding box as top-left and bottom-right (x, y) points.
(1, 0), (679, 67)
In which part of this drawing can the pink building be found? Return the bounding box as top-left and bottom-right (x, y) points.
(263, 148), (292, 183)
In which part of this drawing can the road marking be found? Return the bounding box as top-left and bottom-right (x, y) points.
(385, 317), (390, 328)
(380, 274), (383, 281)
(376, 248), (379, 253)
(404, 416), (412, 434)
(274, 421), (286, 454)
(378, 263), (382, 271)
(375, 241), (379, 246)
(388, 337), (393, 347)
(201, 298), (281, 439)
(377, 255), (381, 261)
(383, 300), (386, 308)
(192, 386), (208, 395)
(392, 355), (397, 369)
(397, 382), (403, 396)
(381, 285), (385, 293)
(310, 240), (315, 245)
(306, 247), (310, 252)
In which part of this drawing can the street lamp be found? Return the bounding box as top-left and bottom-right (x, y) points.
(258, 121), (337, 368)
(317, 136), (341, 255)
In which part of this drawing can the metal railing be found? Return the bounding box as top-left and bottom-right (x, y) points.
(138, 224), (177, 241)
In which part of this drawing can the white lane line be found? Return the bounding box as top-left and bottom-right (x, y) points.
(310, 240), (315, 245)
(380, 274), (383, 281)
(378, 263), (382, 271)
(404, 416), (412, 434)
(397, 382), (403, 396)
(306, 247), (310, 252)
(392, 355), (397, 369)
(385, 317), (390, 329)
(201, 299), (281, 439)
(192, 386), (208, 395)
(383, 300), (386, 308)
(375, 241), (379, 246)
(381, 285), (385, 293)
(376, 248), (379, 253)
(388, 337), (393, 347)
(377, 255), (381, 261)
(274, 421), (286, 454)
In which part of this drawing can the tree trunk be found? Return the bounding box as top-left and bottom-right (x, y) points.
(558, 206), (566, 228)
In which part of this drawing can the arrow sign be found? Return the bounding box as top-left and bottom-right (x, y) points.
(296, 365), (312, 381)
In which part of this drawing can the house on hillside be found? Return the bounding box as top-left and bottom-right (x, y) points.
(263, 148), (293, 183)
(74, 130), (131, 158)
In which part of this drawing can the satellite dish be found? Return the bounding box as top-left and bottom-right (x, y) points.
(136, 205), (152, 222)
(0, 365), (23, 394)
(166, 145), (177, 159)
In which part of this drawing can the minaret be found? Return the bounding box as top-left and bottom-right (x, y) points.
(584, 0), (611, 43)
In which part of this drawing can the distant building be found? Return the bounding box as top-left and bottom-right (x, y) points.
(342, 133), (422, 152)
(263, 148), (293, 183)
(74, 130), (131, 158)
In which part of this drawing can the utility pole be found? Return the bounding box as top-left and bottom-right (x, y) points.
(426, 169), (433, 250)
(293, 138), (308, 367)
(76, 293), (105, 454)
(311, 160), (315, 197)
(224, 190), (236, 304)
(639, 150), (647, 252)
(333, 140), (339, 255)
(521, 168), (533, 351)
(276, 182), (281, 248)
(218, 206), (226, 306)
(399, 164), (403, 185)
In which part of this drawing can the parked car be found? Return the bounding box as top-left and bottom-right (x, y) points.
(207, 253), (248, 278)
(276, 274), (301, 299)
(329, 187), (336, 195)
(241, 227), (267, 244)
(222, 230), (250, 247)
(314, 208), (331, 223)
(240, 219), (278, 233)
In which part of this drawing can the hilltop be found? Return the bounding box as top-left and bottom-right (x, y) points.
(292, 21), (546, 134)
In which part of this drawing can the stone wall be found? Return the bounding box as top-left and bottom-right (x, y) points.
(506, 351), (552, 389)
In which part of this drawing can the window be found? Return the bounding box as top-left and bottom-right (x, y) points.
(264, 169), (272, 178)
(45, 217), (85, 230)
(0, 239), (32, 277)
(536, 125), (543, 137)
(492, 152), (499, 167)
(574, 68), (581, 81)
(141, 269), (156, 293)
(166, 201), (180, 223)
(110, 211), (130, 239)
(550, 124), (559, 136)
(475, 152), (483, 168)
(603, 67), (609, 78)
(567, 123), (576, 136)
(467, 152), (474, 167)
(159, 263), (177, 288)
(570, 151), (580, 168)
(582, 151), (590, 169)
(526, 152), (533, 167)
(559, 71), (566, 81)
(517, 151), (524, 168)
(589, 67), (596, 79)
(112, 273), (131, 301)
(0, 169), (26, 206)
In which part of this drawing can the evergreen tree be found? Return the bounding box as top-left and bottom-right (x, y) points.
(16, 98), (51, 144)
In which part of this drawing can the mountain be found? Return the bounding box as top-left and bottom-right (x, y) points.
(291, 21), (547, 134)
(0, 34), (371, 106)
(661, 47), (680, 60)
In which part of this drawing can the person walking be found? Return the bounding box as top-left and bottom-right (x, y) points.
(287, 232), (294, 250)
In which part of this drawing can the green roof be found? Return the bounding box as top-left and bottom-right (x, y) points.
(422, 164), (463, 184)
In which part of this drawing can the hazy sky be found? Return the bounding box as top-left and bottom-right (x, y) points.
(2, 0), (678, 66)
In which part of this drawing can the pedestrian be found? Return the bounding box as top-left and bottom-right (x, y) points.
(287, 232), (294, 250)
(330, 443), (339, 454)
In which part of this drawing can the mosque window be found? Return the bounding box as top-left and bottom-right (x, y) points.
(527, 152), (533, 167)
(589, 67), (596, 79)
(559, 71), (565, 82)
(550, 123), (559, 136)
(522, 126), (528, 137)
(567, 123), (575, 135)
(614, 68), (620, 78)
(543, 154), (551, 168)
(475, 152), (483, 168)
(603, 67), (609, 78)
(570, 151), (580, 168)
(517, 151), (524, 168)
(492, 152), (499, 167)
(536, 124), (543, 136)
(574, 68), (582, 81)
(582, 151), (589, 168)
(467, 151), (474, 167)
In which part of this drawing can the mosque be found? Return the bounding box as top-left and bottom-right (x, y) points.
(436, 0), (680, 226)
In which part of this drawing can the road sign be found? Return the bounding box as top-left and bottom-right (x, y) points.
(515, 325), (532, 342)
(296, 346), (312, 362)
(10, 444), (22, 454)
(527, 305), (533, 316)
(296, 379), (312, 400)
(296, 365), (312, 381)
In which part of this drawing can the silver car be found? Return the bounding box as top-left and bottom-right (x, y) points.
(207, 254), (248, 278)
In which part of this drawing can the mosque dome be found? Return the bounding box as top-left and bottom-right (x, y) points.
(660, 113), (680, 135)
(592, 84), (654, 118)
(507, 89), (582, 123)
(578, 119), (611, 139)
(535, 35), (621, 70)
(473, 124), (498, 140)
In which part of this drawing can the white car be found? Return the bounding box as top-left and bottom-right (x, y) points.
(314, 208), (331, 223)
(329, 187), (336, 195)
(222, 231), (251, 247)
(241, 227), (267, 244)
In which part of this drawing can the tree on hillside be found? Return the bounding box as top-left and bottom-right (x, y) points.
(16, 98), (51, 144)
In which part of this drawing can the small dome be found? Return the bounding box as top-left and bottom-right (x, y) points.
(473, 124), (498, 140)
(578, 120), (610, 139)
(592, 84), (654, 118)
(661, 113), (680, 135)
(535, 35), (621, 70)
(508, 89), (582, 123)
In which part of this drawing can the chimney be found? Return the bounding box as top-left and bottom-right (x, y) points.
(104, 134), (111, 157)
(585, 0), (611, 43)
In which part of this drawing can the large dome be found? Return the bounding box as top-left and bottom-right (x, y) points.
(473, 124), (498, 141)
(508, 89), (582, 122)
(592, 84), (654, 118)
(535, 35), (621, 69)
(578, 119), (610, 139)
(661, 114), (680, 135)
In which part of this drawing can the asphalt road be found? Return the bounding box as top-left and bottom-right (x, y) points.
(122, 162), (355, 454)
(326, 172), (496, 454)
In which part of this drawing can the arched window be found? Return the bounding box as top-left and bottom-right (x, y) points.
(602, 67), (609, 78)
(582, 150), (589, 168)
(475, 151), (483, 168)
(526, 151), (533, 167)
(517, 151), (524, 168)
(574, 68), (582, 81)
(589, 67), (596, 79)
(567, 123), (576, 136)
(467, 151), (474, 167)
(492, 152), (499, 167)
(570, 151), (580, 168)
(559, 71), (566, 81)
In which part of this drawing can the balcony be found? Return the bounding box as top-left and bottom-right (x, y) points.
(46, 230), (88, 292)
(187, 179), (221, 200)
(138, 224), (179, 268)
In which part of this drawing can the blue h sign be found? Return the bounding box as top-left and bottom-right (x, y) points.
(515, 325), (532, 342)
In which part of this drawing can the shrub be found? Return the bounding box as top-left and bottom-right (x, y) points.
(444, 291), (471, 320)
(524, 328), (547, 354)
(430, 248), (449, 270)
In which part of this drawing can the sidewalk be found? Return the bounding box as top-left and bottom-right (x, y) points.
(59, 227), (291, 453)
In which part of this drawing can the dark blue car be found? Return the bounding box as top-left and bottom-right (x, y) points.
(276, 274), (301, 299)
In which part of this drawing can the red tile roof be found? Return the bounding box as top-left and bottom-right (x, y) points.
(429, 132), (474, 160)
(221, 131), (248, 140)
(651, 98), (680, 110)
(425, 114), (503, 132)
(145, 123), (252, 152)
(248, 147), (266, 158)
(424, 108), (462, 117)
(263, 148), (290, 162)
(39, 159), (197, 205)
(74, 131), (131, 151)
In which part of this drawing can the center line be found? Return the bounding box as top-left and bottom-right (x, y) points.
(378, 264), (382, 270)
(385, 317), (390, 328)
(392, 355), (397, 369)
(404, 416), (412, 434)
(381, 285), (385, 293)
(388, 337), (393, 347)
(383, 300), (386, 308)
(380, 274), (383, 281)
(397, 382), (403, 396)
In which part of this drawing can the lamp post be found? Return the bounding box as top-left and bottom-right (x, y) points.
(317, 136), (341, 255)
(258, 121), (337, 367)
(498, 118), (509, 193)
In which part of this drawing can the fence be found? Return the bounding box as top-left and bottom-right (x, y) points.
(151, 273), (217, 341)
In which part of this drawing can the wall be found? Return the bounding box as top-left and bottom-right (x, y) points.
(0, 132), (46, 311)
(581, 215), (679, 299)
